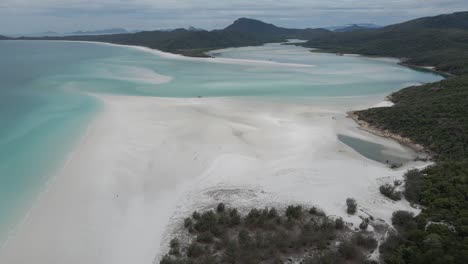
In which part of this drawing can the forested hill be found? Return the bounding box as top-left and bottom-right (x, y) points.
(15, 18), (329, 57)
(348, 11), (468, 264)
(302, 11), (468, 75)
(7, 12), (468, 64)
(224, 17), (329, 37)
(0, 35), (10, 40)
(17, 29), (283, 57)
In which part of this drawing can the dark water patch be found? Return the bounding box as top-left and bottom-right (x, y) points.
(338, 134), (416, 167)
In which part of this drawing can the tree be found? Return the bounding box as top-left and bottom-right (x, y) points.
(346, 198), (357, 214)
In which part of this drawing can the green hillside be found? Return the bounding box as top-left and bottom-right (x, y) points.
(303, 12), (468, 75)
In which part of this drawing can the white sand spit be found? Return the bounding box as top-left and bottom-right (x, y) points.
(0, 95), (425, 264)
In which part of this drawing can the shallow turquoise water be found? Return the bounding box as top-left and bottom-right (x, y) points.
(0, 40), (443, 239)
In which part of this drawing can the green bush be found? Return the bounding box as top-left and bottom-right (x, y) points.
(379, 183), (402, 201)
(216, 203), (225, 213)
(286, 205), (303, 219)
(403, 169), (423, 203)
(187, 242), (205, 258)
(184, 217), (193, 228)
(338, 241), (362, 261)
(161, 204), (375, 264)
(197, 231), (214, 244)
(353, 233), (378, 251)
(346, 198), (357, 214)
(335, 217), (345, 229)
(391, 211), (415, 231)
(359, 218), (369, 230)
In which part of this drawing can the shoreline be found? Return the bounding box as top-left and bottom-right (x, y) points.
(303, 46), (451, 79)
(0, 41), (439, 263)
(0, 94), (425, 264)
(398, 62), (453, 78)
(347, 111), (431, 159)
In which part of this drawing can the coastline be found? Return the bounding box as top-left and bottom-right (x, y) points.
(0, 41), (440, 263)
(347, 110), (430, 158)
(0, 94), (425, 263)
(304, 46), (451, 79)
(398, 62), (453, 78)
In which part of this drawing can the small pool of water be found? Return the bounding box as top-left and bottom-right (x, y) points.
(338, 134), (424, 166)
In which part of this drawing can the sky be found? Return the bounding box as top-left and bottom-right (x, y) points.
(1, 0), (468, 35)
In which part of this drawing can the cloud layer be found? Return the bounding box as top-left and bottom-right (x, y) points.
(1, 0), (468, 34)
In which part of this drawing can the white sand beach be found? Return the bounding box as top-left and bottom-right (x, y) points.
(0, 94), (426, 264)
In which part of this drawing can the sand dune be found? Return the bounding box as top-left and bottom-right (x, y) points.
(0, 95), (425, 264)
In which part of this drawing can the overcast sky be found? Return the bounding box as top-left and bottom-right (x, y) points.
(1, 0), (468, 34)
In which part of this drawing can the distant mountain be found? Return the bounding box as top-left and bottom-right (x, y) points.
(5, 31), (61, 38)
(187, 26), (206, 32)
(224, 18), (330, 39)
(71, 28), (129, 35)
(0, 35), (10, 40)
(327, 23), (381, 32)
(333, 24), (381, 32)
(225, 18), (289, 35)
(33, 31), (61, 37)
(303, 11), (468, 75)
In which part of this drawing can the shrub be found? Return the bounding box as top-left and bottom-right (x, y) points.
(192, 211), (201, 220)
(335, 217), (345, 229)
(169, 238), (180, 256)
(309, 207), (318, 215)
(194, 210), (217, 233)
(353, 233), (377, 250)
(229, 209), (241, 226)
(238, 229), (251, 247)
(379, 184), (402, 201)
(184, 218), (193, 228)
(359, 218), (369, 230)
(160, 255), (175, 264)
(286, 205), (303, 219)
(170, 238), (179, 248)
(391, 211), (416, 231)
(216, 203), (225, 213)
(338, 241), (362, 260)
(346, 198), (357, 214)
(403, 169), (423, 203)
(304, 250), (342, 264)
(268, 208), (278, 219)
(161, 204), (372, 264)
(187, 242), (205, 258)
(197, 231), (214, 243)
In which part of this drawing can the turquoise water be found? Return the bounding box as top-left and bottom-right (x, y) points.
(0, 40), (443, 239)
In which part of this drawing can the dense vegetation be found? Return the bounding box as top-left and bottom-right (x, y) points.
(160, 204), (378, 264)
(356, 76), (468, 161)
(302, 12), (468, 75)
(379, 182), (402, 201)
(19, 29), (283, 57)
(354, 62), (468, 264)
